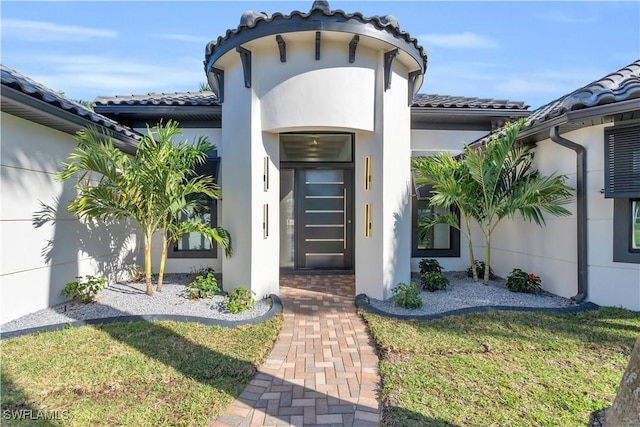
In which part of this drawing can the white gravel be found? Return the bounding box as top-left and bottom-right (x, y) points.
(367, 271), (573, 316)
(0, 273), (272, 334)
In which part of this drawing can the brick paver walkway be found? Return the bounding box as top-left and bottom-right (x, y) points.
(212, 275), (381, 427)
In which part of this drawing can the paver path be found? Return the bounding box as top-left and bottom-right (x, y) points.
(212, 275), (381, 427)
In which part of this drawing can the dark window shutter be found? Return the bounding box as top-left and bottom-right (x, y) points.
(605, 125), (640, 198)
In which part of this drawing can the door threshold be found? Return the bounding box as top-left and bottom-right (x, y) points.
(280, 268), (354, 276)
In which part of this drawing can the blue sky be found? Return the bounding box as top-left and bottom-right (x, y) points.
(2, 1), (638, 109)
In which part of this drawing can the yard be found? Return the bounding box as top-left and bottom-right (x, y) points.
(1, 317), (282, 426)
(361, 307), (640, 427)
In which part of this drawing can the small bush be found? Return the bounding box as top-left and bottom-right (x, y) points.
(419, 258), (443, 275)
(128, 265), (146, 283)
(61, 275), (106, 303)
(224, 288), (256, 313)
(391, 282), (423, 309)
(421, 271), (449, 292)
(506, 268), (542, 294)
(467, 261), (495, 280)
(191, 266), (216, 276)
(186, 272), (220, 299)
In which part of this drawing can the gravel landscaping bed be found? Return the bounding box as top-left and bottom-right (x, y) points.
(366, 270), (574, 317)
(1, 273), (273, 334)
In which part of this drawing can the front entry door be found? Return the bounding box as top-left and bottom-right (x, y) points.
(296, 169), (353, 269)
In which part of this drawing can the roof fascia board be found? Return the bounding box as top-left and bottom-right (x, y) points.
(2, 86), (138, 154)
(564, 98), (640, 122)
(518, 99), (640, 142)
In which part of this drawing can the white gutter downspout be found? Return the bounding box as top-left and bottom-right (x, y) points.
(549, 126), (587, 303)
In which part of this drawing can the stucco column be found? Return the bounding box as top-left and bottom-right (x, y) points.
(220, 55), (279, 299)
(355, 52), (412, 300)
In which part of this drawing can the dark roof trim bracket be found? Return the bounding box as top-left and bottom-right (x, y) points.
(315, 32), (321, 60)
(384, 48), (399, 91)
(348, 35), (359, 63)
(236, 46), (252, 88)
(276, 35), (286, 62)
(408, 70), (421, 105)
(207, 68), (224, 103)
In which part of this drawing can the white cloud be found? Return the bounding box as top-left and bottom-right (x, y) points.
(1, 19), (117, 42)
(418, 32), (499, 49)
(420, 61), (609, 109)
(20, 54), (205, 100)
(156, 33), (209, 44)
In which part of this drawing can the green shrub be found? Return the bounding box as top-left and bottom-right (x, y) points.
(224, 288), (256, 313)
(421, 271), (449, 292)
(391, 282), (423, 309)
(186, 272), (220, 299)
(467, 261), (495, 280)
(191, 266), (216, 276)
(419, 258), (443, 275)
(61, 275), (106, 303)
(506, 268), (542, 294)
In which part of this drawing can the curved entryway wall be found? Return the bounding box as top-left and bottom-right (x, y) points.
(204, 1), (427, 299)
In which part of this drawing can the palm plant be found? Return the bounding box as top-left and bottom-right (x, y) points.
(58, 121), (231, 295)
(411, 154), (483, 280)
(463, 119), (574, 284)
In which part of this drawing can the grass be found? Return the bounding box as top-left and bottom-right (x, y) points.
(360, 307), (640, 427)
(1, 317), (282, 426)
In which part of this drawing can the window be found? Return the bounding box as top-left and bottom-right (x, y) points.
(411, 181), (460, 257)
(632, 200), (640, 252)
(168, 155), (220, 259)
(607, 124), (640, 263)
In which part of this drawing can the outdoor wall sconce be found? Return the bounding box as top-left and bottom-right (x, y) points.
(263, 156), (270, 192)
(263, 204), (269, 239)
(364, 204), (372, 238)
(364, 156), (371, 191)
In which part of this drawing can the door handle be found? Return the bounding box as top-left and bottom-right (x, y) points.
(343, 188), (347, 250)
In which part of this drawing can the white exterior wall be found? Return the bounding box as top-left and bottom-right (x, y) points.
(409, 129), (489, 273)
(1, 113), (140, 323)
(489, 124), (640, 309)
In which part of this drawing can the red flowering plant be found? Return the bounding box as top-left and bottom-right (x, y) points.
(506, 268), (542, 294)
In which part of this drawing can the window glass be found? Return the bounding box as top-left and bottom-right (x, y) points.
(280, 133), (352, 162)
(175, 208), (213, 251)
(416, 200), (451, 250)
(632, 200), (640, 251)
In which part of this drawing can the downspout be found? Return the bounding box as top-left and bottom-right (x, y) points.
(549, 126), (587, 303)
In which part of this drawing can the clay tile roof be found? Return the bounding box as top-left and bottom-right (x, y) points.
(94, 91), (220, 107)
(412, 94), (529, 110)
(524, 59), (640, 129)
(1, 64), (141, 142)
(204, 2), (427, 73)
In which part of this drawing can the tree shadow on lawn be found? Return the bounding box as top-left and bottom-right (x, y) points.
(1, 303), (380, 426)
(384, 406), (460, 427)
(1, 371), (60, 427)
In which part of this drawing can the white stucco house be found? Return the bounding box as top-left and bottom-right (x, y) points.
(1, 1), (639, 323)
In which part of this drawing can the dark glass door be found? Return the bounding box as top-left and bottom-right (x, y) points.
(296, 169), (353, 269)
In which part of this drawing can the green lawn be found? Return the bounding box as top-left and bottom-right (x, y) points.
(361, 307), (640, 427)
(1, 317), (282, 426)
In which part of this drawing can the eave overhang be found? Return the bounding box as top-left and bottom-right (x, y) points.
(1, 85), (139, 155)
